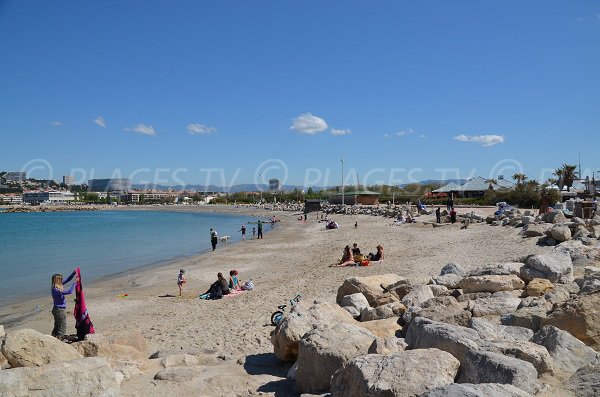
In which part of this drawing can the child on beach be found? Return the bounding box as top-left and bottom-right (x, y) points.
(177, 269), (186, 297)
(252, 227), (256, 239)
(240, 225), (246, 240)
(51, 270), (78, 339)
(229, 270), (242, 291)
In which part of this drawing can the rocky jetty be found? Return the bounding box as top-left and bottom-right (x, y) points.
(270, 243), (600, 396)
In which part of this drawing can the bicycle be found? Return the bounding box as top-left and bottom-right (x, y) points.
(271, 294), (302, 326)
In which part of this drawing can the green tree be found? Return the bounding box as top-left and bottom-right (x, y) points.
(512, 173), (528, 186)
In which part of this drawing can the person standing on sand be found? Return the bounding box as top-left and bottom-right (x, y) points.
(240, 225), (246, 240)
(257, 220), (263, 239)
(450, 209), (457, 224)
(210, 228), (218, 251)
(177, 269), (186, 297)
(51, 270), (78, 339)
(436, 207), (441, 223)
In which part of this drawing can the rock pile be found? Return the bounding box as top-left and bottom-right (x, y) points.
(271, 255), (600, 396)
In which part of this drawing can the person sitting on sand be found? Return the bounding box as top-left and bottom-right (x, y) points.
(229, 270), (243, 291)
(367, 245), (384, 261)
(352, 243), (361, 256)
(199, 272), (230, 299)
(331, 245), (356, 267)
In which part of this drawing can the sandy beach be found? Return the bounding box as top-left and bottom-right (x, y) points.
(2, 205), (552, 396)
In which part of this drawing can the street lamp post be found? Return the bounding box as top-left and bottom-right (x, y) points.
(341, 158), (345, 206)
(259, 173), (263, 203)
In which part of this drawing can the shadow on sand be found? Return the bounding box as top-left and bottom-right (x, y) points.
(244, 353), (299, 396)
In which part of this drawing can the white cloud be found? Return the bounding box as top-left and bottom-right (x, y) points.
(418, 134), (427, 139)
(51, 121), (63, 127)
(383, 133), (390, 138)
(396, 128), (415, 137)
(93, 116), (106, 128)
(290, 113), (328, 134)
(124, 123), (156, 136)
(330, 128), (351, 136)
(187, 123), (216, 135)
(454, 134), (504, 147)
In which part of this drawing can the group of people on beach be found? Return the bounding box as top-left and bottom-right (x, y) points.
(331, 243), (384, 267)
(198, 269), (253, 300)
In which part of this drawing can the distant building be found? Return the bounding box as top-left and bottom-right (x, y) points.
(330, 190), (380, 205)
(63, 175), (74, 186)
(23, 190), (75, 204)
(304, 199), (321, 213)
(88, 178), (131, 192)
(5, 172), (26, 182)
(269, 179), (281, 192)
(0, 194), (23, 204)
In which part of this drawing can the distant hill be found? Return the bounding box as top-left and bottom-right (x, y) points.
(131, 180), (468, 192)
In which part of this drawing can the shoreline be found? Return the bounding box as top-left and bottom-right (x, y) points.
(0, 205), (284, 329)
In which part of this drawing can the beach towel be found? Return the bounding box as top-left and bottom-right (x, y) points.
(74, 267), (95, 341)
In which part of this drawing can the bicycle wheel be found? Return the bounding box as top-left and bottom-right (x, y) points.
(271, 311), (284, 326)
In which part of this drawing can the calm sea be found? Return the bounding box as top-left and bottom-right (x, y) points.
(0, 209), (259, 307)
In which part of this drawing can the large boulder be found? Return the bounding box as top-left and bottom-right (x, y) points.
(271, 301), (355, 362)
(469, 317), (533, 342)
(360, 302), (405, 322)
(440, 263), (466, 277)
(458, 350), (539, 395)
(564, 364), (600, 397)
(546, 210), (567, 224)
(470, 291), (522, 317)
(355, 317), (402, 338)
(550, 224), (572, 242)
(336, 275), (405, 307)
(526, 278), (554, 297)
(368, 337), (407, 355)
(422, 383), (533, 397)
(479, 339), (554, 375)
(523, 224), (550, 237)
(415, 296), (472, 327)
(401, 284), (434, 308)
(1, 329), (82, 368)
(405, 317), (480, 363)
(330, 349), (460, 397)
(459, 275), (525, 294)
(501, 306), (549, 332)
(543, 293), (600, 350)
(431, 274), (462, 289)
(0, 357), (119, 397)
(296, 323), (376, 394)
(532, 325), (600, 376)
(467, 263), (523, 277)
(340, 293), (370, 315)
(521, 253), (573, 283)
(73, 331), (148, 379)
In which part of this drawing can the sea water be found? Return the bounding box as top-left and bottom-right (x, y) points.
(0, 209), (260, 307)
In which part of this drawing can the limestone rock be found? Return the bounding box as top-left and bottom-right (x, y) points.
(343, 306), (360, 319)
(564, 364), (600, 397)
(550, 224), (572, 242)
(526, 278), (554, 297)
(440, 262), (466, 277)
(415, 296), (472, 327)
(0, 357), (119, 397)
(401, 284), (434, 307)
(368, 337), (407, 355)
(271, 301), (355, 362)
(431, 273), (462, 289)
(422, 383), (533, 397)
(470, 291), (522, 317)
(428, 284), (450, 297)
(154, 366), (204, 382)
(459, 275), (525, 294)
(0, 325), (4, 338)
(456, 292), (491, 302)
(160, 353), (200, 368)
(546, 210), (567, 224)
(296, 323), (376, 394)
(360, 302), (405, 322)
(522, 253), (573, 283)
(543, 293), (600, 350)
(501, 306), (549, 332)
(330, 349), (460, 397)
(336, 274), (405, 307)
(340, 293), (370, 314)
(405, 317), (480, 363)
(469, 317), (533, 342)
(479, 339), (554, 375)
(523, 224), (550, 237)
(1, 329), (82, 368)
(467, 263), (523, 277)
(458, 350), (539, 394)
(74, 332), (148, 379)
(355, 317), (402, 338)
(532, 325), (600, 376)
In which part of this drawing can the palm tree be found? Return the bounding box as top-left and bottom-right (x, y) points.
(546, 178), (558, 186)
(553, 168), (565, 190)
(512, 173), (528, 186)
(526, 179), (540, 191)
(485, 179), (497, 190)
(561, 164), (578, 192)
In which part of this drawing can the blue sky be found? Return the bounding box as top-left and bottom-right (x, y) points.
(1, 1), (599, 188)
